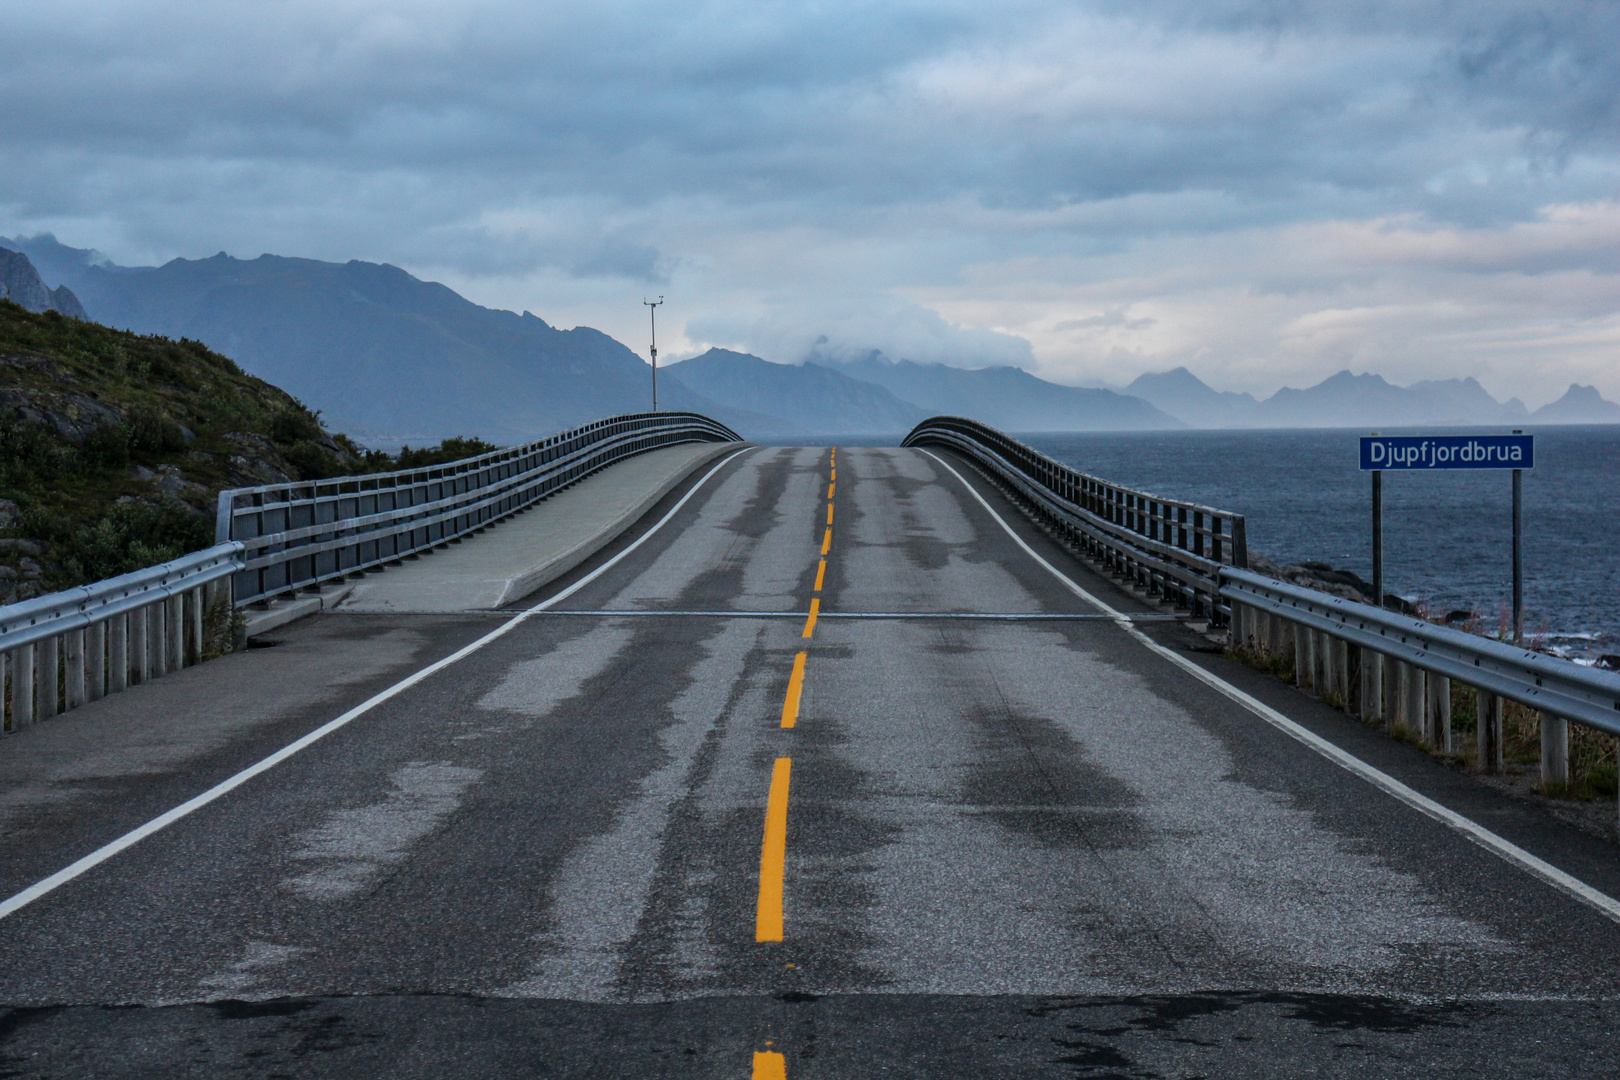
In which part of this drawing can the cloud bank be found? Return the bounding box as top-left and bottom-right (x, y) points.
(3, 1), (1618, 402)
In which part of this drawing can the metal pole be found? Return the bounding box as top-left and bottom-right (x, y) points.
(1371, 467), (1383, 610)
(1512, 429), (1523, 645)
(643, 296), (664, 412)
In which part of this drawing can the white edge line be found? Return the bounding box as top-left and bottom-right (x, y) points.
(0, 446), (754, 922)
(919, 447), (1620, 926)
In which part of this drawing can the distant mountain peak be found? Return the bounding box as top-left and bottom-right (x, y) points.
(1532, 383), (1620, 424)
(0, 247), (88, 319)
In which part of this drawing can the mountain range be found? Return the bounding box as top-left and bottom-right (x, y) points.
(0, 235), (1178, 441)
(1122, 367), (1620, 428)
(4, 234), (1616, 443)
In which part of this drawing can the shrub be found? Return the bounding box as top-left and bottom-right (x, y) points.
(269, 403), (324, 445)
(283, 439), (344, 480)
(126, 405), (188, 455)
(54, 500), (213, 583)
(394, 436), (499, 469)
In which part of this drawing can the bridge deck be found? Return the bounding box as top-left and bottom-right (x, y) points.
(1, 446), (1618, 1076)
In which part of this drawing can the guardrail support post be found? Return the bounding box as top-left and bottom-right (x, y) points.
(147, 603), (166, 679)
(1428, 674), (1451, 753)
(36, 635), (59, 723)
(11, 645), (33, 730)
(65, 629), (86, 711)
(1335, 637), (1352, 708)
(1383, 654), (1403, 730)
(1539, 712), (1569, 790)
(187, 586), (203, 665)
(87, 620), (106, 702)
(130, 606), (147, 685)
(1477, 689), (1503, 774)
(1405, 664), (1426, 742)
(1294, 626), (1310, 688)
(1360, 649), (1383, 726)
(167, 595), (184, 673)
(109, 614), (129, 693)
(1321, 634), (1334, 702)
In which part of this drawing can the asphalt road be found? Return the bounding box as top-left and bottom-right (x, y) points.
(2, 445), (1619, 1078)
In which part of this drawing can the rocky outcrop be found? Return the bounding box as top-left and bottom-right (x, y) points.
(1248, 553), (1419, 616)
(0, 248), (86, 318)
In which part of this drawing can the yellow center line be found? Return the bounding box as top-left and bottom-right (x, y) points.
(780, 652), (807, 729)
(756, 757), (792, 942)
(813, 558), (826, 591)
(820, 527), (831, 555)
(826, 503), (834, 525)
(830, 468), (835, 481)
(801, 598), (819, 638)
(827, 482), (835, 498)
(753, 1051), (787, 1080)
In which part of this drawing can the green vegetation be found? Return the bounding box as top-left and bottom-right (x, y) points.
(0, 301), (504, 601)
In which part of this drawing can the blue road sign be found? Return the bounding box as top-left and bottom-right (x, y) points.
(1359, 434), (1533, 471)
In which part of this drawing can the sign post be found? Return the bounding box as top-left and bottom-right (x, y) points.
(1512, 429), (1524, 644)
(1371, 466), (1383, 610)
(1358, 432), (1534, 635)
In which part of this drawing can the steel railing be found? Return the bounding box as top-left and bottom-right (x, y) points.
(0, 542), (241, 731)
(218, 411), (741, 606)
(904, 415), (1615, 790)
(2, 411), (742, 732)
(1224, 568), (1620, 784)
(903, 416), (1247, 620)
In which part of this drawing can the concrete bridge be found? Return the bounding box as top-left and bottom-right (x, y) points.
(2, 440), (1619, 1077)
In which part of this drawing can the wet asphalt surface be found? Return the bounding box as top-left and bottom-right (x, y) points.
(1, 446), (1619, 1078)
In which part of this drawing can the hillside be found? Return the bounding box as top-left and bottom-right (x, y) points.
(0, 298), (495, 604)
(3, 236), (748, 445)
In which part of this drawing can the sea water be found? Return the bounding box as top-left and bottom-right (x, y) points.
(1021, 426), (1620, 662)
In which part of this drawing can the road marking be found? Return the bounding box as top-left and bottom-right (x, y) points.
(920, 448), (1620, 927)
(487, 609), (1180, 621)
(801, 598), (820, 638)
(828, 482), (835, 498)
(504, 609), (1179, 620)
(756, 757), (792, 942)
(753, 1051), (787, 1079)
(0, 447), (756, 924)
(830, 468), (836, 481)
(781, 652), (807, 729)
(826, 503), (834, 525)
(813, 559), (826, 592)
(820, 528), (831, 555)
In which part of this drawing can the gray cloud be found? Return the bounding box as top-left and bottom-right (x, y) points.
(2, 1), (1619, 400)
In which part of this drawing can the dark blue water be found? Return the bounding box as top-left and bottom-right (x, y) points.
(1020, 427), (1620, 661)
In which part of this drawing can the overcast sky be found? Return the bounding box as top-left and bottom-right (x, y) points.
(4, 1), (1618, 405)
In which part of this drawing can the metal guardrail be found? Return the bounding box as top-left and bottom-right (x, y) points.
(1, 542), (241, 732)
(903, 416), (1247, 620)
(1223, 567), (1620, 789)
(1224, 568), (1620, 737)
(218, 411), (741, 606)
(2, 411), (742, 734)
(902, 417), (1610, 790)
